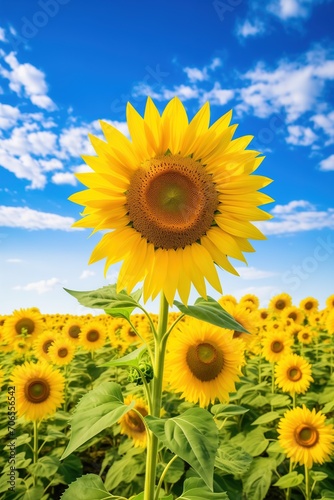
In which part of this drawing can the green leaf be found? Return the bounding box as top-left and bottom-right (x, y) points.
(211, 404), (249, 418)
(64, 284), (141, 317)
(146, 408), (219, 490)
(101, 344), (147, 368)
(104, 447), (145, 491)
(60, 474), (119, 499)
(22, 486), (45, 500)
(28, 456), (60, 477)
(231, 428), (269, 457)
(243, 457), (276, 500)
(269, 395), (292, 407)
(58, 454), (83, 484)
(61, 382), (134, 460)
(215, 444), (252, 475)
(174, 296), (249, 332)
(176, 478), (228, 500)
(274, 471), (304, 488)
(310, 471), (328, 482)
(251, 411), (281, 426)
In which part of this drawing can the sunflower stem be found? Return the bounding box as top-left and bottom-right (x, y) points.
(285, 459), (294, 500)
(304, 465), (311, 500)
(154, 454), (178, 500)
(33, 420), (39, 486)
(144, 293), (169, 500)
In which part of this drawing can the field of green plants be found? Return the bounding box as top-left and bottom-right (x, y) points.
(1, 291), (334, 500)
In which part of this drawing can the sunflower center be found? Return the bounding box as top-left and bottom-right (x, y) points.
(58, 348), (68, 358)
(261, 311), (268, 319)
(186, 342), (224, 381)
(288, 312), (297, 321)
(126, 155), (219, 249)
(87, 329), (99, 342)
(295, 425), (319, 448)
(126, 407), (147, 433)
(43, 340), (53, 353)
(305, 301), (313, 310)
(69, 325), (81, 339)
(25, 378), (50, 403)
(15, 318), (35, 335)
(271, 340), (283, 353)
(288, 366), (302, 381)
(233, 331), (243, 339)
(302, 333), (309, 340)
(276, 300), (286, 310)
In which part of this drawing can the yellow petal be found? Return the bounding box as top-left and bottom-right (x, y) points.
(181, 101), (210, 156)
(161, 97), (188, 154)
(191, 243), (222, 293)
(201, 235), (239, 276)
(207, 226), (247, 262)
(127, 102), (154, 160)
(215, 216), (267, 240)
(163, 249), (181, 305)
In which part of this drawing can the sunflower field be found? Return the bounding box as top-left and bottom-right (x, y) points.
(1, 292), (334, 500)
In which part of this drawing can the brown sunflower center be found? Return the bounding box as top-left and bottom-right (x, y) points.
(233, 331), (243, 339)
(15, 318), (35, 335)
(25, 378), (50, 404)
(271, 340), (284, 353)
(288, 312), (297, 321)
(126, 407), (148, 433)
(294, 425), (319, 448)
(126, 155), (219, 249)
(186, 342), (224, 381)
(275, 300), (286, 310)
(287, 366), (302, 381)
(261, 311), (268, 319)
(58, 347), (68, 358)
(305, 301), (313, 310)
(43, 340), (53, 353)
(302, 333), (309, 340)
(87, 329), (99, 342)
(69, 325), (81, 339)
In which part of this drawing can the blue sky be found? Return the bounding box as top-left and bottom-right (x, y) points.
(0, 0), (334, 315)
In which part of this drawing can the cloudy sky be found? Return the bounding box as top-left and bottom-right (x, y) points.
(0, 0), (334, 315)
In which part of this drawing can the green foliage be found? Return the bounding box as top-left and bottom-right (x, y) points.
(214, 444), (252, 476)
(274, 471), (304, 488)
(60, 474), (123, 499)
(61, 382), (134, 459)
(176, 477), (229, 499)
(146, 408), (219, 490)
(174, 296), (249, 331)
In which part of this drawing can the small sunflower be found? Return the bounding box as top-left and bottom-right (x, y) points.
(119, 395), (148, 447)
(4, 308), (44, 345)
(326, 294), (334, 310)
(239, 293), (260, 311)
(326, 309), (334, 334)
(79, 321), (106, 351)
(165, 319), (245, 407)
(48, 336), (76, 365)
(262, 330), (293, 363)
(62, 318), (83, 344)
(299, 297), (319, 314)
(275, 354), (313, 394)
(297, 327), (315, 345)
(33, 330), (57, 361)
(278, 405), (334, 468)
(281, 306), (305, 325)
(10, 361), (65, 421)
(220, 302), (256, 344)
(269, 293), (292, 314)
(69, 97), (273, 305)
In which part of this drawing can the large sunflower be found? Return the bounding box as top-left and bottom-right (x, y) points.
(278, 405), (334, 468)
(275, 354), (313, 395)
(10, 361), (65, 421)
(69, 97), (273, 305)
(165, 319), (245, 407)
(4, 308), (44, 345)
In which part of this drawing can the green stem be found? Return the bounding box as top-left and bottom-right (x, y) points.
(304, 465), (311, 500)
(154, 454), (178, 500)
(292, 392), (296, 409)
(33, 420), (39, 486)
(286, 459), (294, 500)
(258, 356), (262, 384)
(144, 293), (169, 500)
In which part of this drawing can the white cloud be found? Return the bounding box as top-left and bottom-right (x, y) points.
(13, 277), (64, 294)
(39, 159), (63, 172)
(0, 151), (46, 189)
(201, 83), (234, 105)
(311, 111), (334, 145)
(0, 52), (56, 111)
(51, 172), (77, 186)
(0, 206), (81, 231)
(58, 126), (95, 158)
(184, 67), (208, 82)
(0, 27), (6, 42)
(236, 19), (265, 38)
(234, 266), (277, 280)
(80, 270), (96, 279)
(267, 0), (309, 19)
(0, 103), (20, 129)
(286, 125), (318, 146)
(162, 84), (200, 101)
(258, 201), (334, 235)
(6, 258), (22, 263)
(319, 154), (334, 172)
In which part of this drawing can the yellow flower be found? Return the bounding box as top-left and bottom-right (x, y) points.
(62, 318), (83, 344)
(119, 395), (148, 448)
(33, 330), (57, 361)
(165, 319), (245, 407)
(69, 97), (273, 305)
(221, 302), (257, 344)
(326, 294), (334, 310)
(281, 306), (305, 325)
(278, 405), (334, 468)
(4, 308), (44, 345)
(299, 297), (319, 313)
(239, 293), (260, 311)
(48, 336), (76, 365)
(275, 354), (313, 394)
(297, 327), (315, 344)
(326, 309), (334, 334)
(269, 293), (292, 313)
(10, 361), (65, 421)
(79, 321), (106, 351)
(262, 330), (293, 363)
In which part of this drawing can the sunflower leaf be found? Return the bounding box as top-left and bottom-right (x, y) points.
(174, 297), (249, 332)
(176, 478), (229, 499)
(146, 408), (219, 490)
(101, 343), (147, 368)
(61, 382), (134, 460)
(60, 473), (122, 499)
(64, 284), (141, 316)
